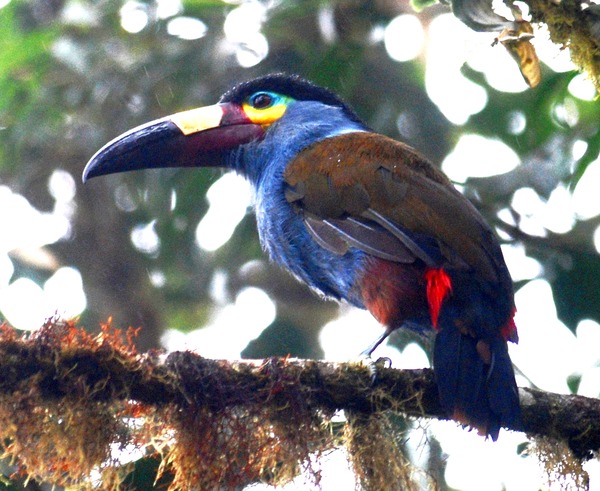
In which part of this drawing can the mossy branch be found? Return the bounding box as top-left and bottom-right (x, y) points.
(527, 0), (600, 90)
(436, 0), (600, 91)
(0, 319), (597, 490)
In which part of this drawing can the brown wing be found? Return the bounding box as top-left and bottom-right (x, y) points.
(283, 131), (509, 287)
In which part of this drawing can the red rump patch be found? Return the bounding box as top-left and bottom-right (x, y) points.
(425, 268), (452, 329)
(500, 307), (519, 343)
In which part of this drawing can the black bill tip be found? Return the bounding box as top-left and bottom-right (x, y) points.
(82, 119), (186, 182)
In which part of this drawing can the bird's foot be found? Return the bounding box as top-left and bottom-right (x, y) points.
(359, 355), (392, 385)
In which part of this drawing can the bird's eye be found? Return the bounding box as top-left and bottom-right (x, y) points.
(250, 92), (275, 109)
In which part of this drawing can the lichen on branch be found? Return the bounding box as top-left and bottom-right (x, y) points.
(0, 319), (596, 490)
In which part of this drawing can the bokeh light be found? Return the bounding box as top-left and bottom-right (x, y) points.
(196, 172), (253, 252)
(120, 1), (148, 34)
(441, 134), (520, 182)
(223, 2), (269, 67)
(569, 74), (597, 101)
(131, 220), (161, 255)
(161, 286), (276, 358)
(512, 280), (579, 393)
(156, 0), (182, 19)
(0, 267), (86, 331)
(425, 14), (488, 125)
(384, 15), (425, 62)
(573, 158), (600, 219)
(0, 186), (70, 253)
(167, 16), (207, 40)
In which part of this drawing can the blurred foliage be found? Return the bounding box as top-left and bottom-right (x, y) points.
(0, 0), (600, 488)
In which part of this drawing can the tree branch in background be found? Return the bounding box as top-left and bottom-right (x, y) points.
(0, 319), (596, 490)
(422, 0), (600, 93)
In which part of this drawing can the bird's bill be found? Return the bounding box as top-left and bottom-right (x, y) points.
(82, 102), (265, 182)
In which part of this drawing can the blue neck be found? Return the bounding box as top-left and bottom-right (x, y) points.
(228, 101), (369, 305)
(232, 101), (367, 186)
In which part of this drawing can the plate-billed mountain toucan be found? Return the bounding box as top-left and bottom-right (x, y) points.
(83, 74), (522, 439)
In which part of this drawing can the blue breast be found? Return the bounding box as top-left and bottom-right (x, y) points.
(230, 101), (369, 307)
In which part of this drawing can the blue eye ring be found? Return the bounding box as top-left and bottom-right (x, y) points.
(250, 92), (276, 109)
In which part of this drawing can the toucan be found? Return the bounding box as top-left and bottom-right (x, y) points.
(83, 73), (522, 439)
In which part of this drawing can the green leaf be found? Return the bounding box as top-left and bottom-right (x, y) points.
(410, 0), (440, 12)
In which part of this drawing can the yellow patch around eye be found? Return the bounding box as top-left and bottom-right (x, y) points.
(242, 103), (288, 125)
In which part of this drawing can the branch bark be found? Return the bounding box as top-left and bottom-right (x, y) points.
(0, 322), (598, 460)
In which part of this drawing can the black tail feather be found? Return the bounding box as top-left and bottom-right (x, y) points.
(433, 322), (521, 440)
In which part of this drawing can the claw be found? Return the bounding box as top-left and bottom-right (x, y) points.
(360, 355), (393, 385)
(358, 329), (393, 384)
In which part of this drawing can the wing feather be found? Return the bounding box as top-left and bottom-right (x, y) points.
(284, 132), (510, 287)
(305, 215), (417, 262)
